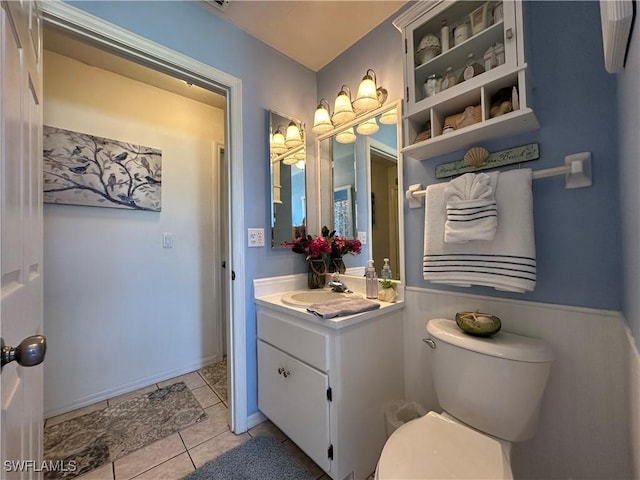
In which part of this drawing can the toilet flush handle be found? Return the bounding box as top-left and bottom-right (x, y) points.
(422, 338), (436, 349)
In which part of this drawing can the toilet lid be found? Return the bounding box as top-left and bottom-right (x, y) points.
(377, 412), (512, 480)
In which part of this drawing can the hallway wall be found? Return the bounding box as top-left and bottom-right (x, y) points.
(43, 50), (225, 416)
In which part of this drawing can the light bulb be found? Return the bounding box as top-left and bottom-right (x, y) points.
(270, 129), (287, 154)
(312, 103), (333, 134)
(380, 107), (398, 125)
(332, 86), (356, 125)
(335, 127), (356, 144)
(285, 122), (303, 149)
(353, 77), (378, 113)
(356, 117), (379, 135)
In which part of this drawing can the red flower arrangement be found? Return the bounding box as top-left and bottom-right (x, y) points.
(282, 227), (361, 260)
(322, 226), (362, 258)
(283, 227), (362, 286)
(282, 234), (331, 260)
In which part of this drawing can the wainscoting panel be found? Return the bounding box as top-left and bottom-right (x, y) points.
(627, 325), (640, 479)
(404, 287), (632, 479)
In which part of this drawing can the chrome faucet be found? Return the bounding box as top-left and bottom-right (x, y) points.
(328, 274), (350, 293)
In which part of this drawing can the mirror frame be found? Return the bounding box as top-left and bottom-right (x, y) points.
(314, 99), (405, 282)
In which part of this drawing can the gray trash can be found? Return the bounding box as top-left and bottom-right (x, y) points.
(384, 400), (428, 438)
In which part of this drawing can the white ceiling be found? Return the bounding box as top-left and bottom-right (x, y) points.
(202, 0), (407, 71)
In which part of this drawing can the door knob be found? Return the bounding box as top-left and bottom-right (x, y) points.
(1, 335), (47, 370)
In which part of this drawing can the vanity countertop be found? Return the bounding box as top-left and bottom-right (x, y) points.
(254, 274), (404, 331)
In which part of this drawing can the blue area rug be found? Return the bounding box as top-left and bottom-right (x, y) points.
(183, 435), (315, 480)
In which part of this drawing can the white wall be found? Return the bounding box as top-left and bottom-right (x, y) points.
(617, 9), (640, 478)
(404, 288), (632, 479)
(626, 327), (640, 479)
(43, 51), (225, 417)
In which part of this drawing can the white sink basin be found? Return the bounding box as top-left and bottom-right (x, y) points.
(281, 290), (361, 307)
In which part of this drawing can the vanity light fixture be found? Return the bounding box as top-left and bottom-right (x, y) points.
(336, 127), (357, 144)
(282, 154), (298, 165)
(353, 69), (382, 114)
(270, 126), (287, 155)
(312, 71), (389, 138)
(312, 98), (333, 134)
(285, 121), (303, 149)
(332, 85), (357, 126)
(294, 148), (306, 161)
(380, 107), (398, 125)
(356, 116), (379, 135)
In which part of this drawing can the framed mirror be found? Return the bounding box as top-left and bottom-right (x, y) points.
(269, 110), (307, 249)
(317, 100), (403, 280)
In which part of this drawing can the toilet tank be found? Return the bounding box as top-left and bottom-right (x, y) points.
(426, 318), (554, 442)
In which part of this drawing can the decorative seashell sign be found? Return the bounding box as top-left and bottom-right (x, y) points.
(435, 143), (539, 179)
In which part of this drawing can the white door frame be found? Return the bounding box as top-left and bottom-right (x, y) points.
(40, 2), (248, 432)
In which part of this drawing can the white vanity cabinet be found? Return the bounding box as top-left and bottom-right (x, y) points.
(256, 305), (404, 480)
(394, 0), (538, 160)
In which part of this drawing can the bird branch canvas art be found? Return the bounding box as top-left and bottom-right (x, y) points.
(43, 126), (162, 211)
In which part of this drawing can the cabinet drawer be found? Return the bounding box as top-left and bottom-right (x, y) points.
(257, 310), (329, 371)
(258, 340), (331, 473)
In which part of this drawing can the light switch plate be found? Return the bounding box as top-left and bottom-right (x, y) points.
(248, 228), (265, 247)
(162, 232), (174, 248)
(357, 231), (367, 245)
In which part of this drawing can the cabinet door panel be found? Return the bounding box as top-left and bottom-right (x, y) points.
(257, 340), (331, 472)
(257, 310), (329, 371)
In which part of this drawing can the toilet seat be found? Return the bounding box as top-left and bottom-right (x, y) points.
(376, 411), (513, 480)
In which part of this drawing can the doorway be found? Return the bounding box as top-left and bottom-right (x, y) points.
(41, 2), (247, 432)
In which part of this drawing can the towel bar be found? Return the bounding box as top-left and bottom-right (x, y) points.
(406, 152), (592, 208)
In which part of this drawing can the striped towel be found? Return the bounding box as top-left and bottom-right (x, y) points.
(444, 172), (498, 243)
(423, 169), (536, 292)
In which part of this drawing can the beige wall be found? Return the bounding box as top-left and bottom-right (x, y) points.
(43, 51), (225, 416)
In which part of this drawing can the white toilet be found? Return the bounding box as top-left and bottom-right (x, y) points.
(376, 318), (554, 479)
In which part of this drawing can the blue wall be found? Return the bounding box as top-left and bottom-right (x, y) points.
(69, 0), (624, 421)
(69, 0), (317, 416)
(319, 1), (622, 311)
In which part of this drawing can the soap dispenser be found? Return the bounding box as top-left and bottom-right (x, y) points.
(381, 258), (392, 280)
(366, 260), (378, 299)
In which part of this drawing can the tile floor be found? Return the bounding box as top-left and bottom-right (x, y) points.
(44, 364), (332, 480)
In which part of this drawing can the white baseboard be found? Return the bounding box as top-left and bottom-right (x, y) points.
(44, 354), (220, 418)
(626, 324), (640, 479)
(247, 410), (267, 430)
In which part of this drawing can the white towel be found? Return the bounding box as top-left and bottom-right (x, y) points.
(423, 169), (536, 292)
(444, 172), (498, 243)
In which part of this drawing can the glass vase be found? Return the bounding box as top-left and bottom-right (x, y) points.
(329, 257), (346, 275)
(308, 258), (327, 289)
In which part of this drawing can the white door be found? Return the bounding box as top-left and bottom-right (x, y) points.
(257, 340), (331, 472)
(1, 1), (45, 478)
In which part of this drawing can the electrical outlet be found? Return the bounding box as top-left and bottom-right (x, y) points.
(357, 231), (367, 245)
(248, 228), (265, 247)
